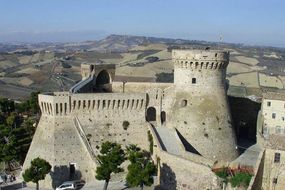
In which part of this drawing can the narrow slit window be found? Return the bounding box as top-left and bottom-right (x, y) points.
(274, 152), (280, 163)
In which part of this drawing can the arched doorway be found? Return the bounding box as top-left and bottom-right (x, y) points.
(161, 111), (166, 125)
(146, 107), (156, 122)
(95, 70), (111, 92)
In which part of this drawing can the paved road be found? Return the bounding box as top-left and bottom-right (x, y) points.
(0, 180), (157, 190)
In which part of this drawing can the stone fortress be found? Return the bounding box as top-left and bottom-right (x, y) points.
(23, 49), (241, 189)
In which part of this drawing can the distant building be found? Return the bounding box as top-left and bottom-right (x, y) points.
(257, 92), (285, 190)
(261, 92), (285, 137)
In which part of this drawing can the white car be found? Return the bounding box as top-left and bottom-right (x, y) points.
(56, 180), (85, 190)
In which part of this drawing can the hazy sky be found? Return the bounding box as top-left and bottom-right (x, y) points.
(1, 0), (285, 47)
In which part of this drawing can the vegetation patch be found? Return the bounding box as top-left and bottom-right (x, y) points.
(136, 50), (160, 60)
(214, 168), (252, 188)
(147, 130), (154, 154)
(61, 62), (72, 68)
(230, 172), (252, 188)
(155, 71), (174, 83)
(215, 168), (228, 183)
(145, 56), (159, 63)
(0, 92), (40, 170)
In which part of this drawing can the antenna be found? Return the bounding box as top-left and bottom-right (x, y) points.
(218, 34), (223, 50)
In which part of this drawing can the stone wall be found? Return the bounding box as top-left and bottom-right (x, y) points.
(112, 81), (172, 93)
(148, 124), (221, 190)
(158, 151), (221, 190)
(39, 92), (70, 116)
(71, 92), (146, 122)
(165, 85), (238, 161)
(77, 117), (149, 155)
(38, 92), (147, 122)
(23, 116), (97, 189)
(247, 150), (265, 190)
(166, 49), (238, 162)
(262, 148), (285, 190)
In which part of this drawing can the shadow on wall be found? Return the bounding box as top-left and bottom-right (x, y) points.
(50, 165), (82, 189)
(228, 96), (260, 146)
(175, 129), (201, 155)
(155, 163), (177, 190)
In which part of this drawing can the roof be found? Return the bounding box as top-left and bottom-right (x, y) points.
(263, 91), (285, 101)
(265, 134), (285, 150)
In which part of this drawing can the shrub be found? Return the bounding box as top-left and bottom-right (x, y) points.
(215, 167), (228, 184)
(145, 56), (159, 63)
(147, 131), (154, 154)
(215, 168), (228, 179)
(230, 172), (252, 187)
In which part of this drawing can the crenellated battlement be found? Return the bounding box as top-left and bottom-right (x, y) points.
(172, 49), (229, 70)
(172, 49), (229, 61)
(38, 92), (147, 117)
(173, 60), (227, 70)
(173, 49), (230, 86)
(70, 93), (146, 112)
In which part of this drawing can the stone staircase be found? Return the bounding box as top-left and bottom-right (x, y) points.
(69, 70), (95, 93)
(73, 117), (99, 164)
(154, 126), (182, 156)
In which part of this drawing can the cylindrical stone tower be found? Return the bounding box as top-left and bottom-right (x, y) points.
(169, 49), (238, 161)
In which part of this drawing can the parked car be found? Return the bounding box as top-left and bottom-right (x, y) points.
(56, 180), (85, 190)
(0, 176), (3, 185)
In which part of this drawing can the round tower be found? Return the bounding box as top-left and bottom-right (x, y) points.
(173, 49), (229, 86)
(169, 49), (238, 161)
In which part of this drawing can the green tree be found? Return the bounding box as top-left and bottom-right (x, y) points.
(22, 157), (51, 190)
(126, 145), (156, 190)
(6, 113), (18, 127)
(0, 117), (35, 165)
(0, 98), (14, 113)
(15, 101), (29, 113)
(28, 92), (40, 113)
(96, 141), (125, 190)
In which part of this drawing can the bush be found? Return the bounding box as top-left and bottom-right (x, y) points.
(147, 131), (154, 154)
(122, 121), (130, 130)
(145, 56), (159, 63)
(215, 169), (228, 180)
(230, 172), (252, 187)
(155, 72), (174, 83)
(61, 62), (72, 68)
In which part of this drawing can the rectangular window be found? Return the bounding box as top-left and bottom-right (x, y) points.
(273, 178), (278, 184)
(192, 78), (196, 84)
(267, 101), (271, 107)
(272, 113), (276, 119)
(274, 152), (280, 163)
